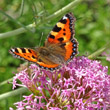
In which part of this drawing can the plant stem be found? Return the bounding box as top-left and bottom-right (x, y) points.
(0, 87), (28, 100)
(45, 0), (82, 21)
(0, 0), (82, 39)
(88, 43), (110, 59)
(0, 23), (36, 39)
(0, 78), (13, 87)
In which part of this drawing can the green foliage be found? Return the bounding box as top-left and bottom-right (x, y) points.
(0, 0), (110, 109)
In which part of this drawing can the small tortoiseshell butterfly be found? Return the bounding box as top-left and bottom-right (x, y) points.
(9, 13), (78, 71)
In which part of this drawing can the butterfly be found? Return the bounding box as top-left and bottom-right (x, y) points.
(9, 13), (78, 71)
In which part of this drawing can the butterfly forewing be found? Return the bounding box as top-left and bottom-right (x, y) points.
(46, 13), (76, 44)
(9, 48), (38, 62)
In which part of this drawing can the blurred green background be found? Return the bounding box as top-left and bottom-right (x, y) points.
(0, 0), (110, 109)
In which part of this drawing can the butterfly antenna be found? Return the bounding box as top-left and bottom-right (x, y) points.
(39, 32), (43, 46)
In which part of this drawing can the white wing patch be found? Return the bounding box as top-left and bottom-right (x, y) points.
(62, 15), (68, 20)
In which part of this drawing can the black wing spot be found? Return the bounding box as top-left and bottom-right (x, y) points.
(59, 19), (67, 24)
(27, 56), (30, 58)
(58, 37), (64, 42)
(63, 33), (66, 35)
(15, 48), (19, 53)
(28, 49), (32, 53)
(49, 34), (55, 39)
(38, 59), (42, 62)
(53, 25), (61, 32)
(60, 43), (66, 48)
(21, 48), (26, 53)
(73, 48), (76, 51)
(32, 55), (36, 59)
(72, 52), (76, 55)
(73, 44), (77, 47)
(49, 68), (53, 71)
(63, 29), (66, 31)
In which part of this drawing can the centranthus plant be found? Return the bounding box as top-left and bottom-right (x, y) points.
(10, 56), (110, 110)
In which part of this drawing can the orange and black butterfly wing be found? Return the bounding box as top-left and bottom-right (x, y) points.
(9, 48), (60, 71)
(9, 13), (78, 71)
(64, 38), (78, 62)
(9, 48), (38, 63)
(46, 13), (76, 44)
(45, 13), (78, 62)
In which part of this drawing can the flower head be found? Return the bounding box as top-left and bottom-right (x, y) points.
(10, 56), (110, 110)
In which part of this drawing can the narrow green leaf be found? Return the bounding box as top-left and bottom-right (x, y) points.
(0, 9), (33, 33)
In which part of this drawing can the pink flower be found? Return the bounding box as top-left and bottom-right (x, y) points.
(13, 94), (45, 110)
(10, 56), (110, 110)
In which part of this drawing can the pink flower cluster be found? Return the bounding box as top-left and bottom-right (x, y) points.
(10, 57), (110, 110)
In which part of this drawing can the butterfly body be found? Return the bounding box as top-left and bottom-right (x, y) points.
(9, 13), (78, 71)
(36, 44), (66, 65)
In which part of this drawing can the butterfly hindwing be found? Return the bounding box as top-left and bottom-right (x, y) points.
(36, 61), (60, 71)
(9, 47), (60, 71)
(64, 38), (78, 62)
